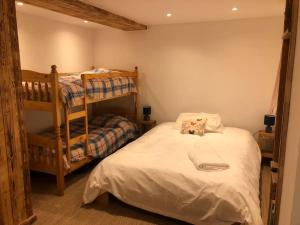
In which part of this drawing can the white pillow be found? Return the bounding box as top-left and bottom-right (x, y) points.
(174, 112), (223, 133)
(199, 113), (224, 133)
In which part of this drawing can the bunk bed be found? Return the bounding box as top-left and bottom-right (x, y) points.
(22, 65), (139, 195)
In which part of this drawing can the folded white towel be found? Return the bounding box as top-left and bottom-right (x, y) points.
(188, 143), (230, 171)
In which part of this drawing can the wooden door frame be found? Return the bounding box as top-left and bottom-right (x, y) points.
(273, 0), (299, 224)
(0, 0), (35, 224)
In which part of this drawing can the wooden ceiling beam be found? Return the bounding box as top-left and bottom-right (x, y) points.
(21, 0), (147, 31)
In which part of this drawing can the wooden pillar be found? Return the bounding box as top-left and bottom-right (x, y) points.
(272, 0), (299, 224)
(0, 0), (35, 224)
(133, 66), (139, 122)
(50, 65), (64, 196)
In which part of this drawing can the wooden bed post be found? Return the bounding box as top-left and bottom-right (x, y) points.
(134, 66), (139, 122)
(81, 74), (89, 155)
(51, 65), (64, 196)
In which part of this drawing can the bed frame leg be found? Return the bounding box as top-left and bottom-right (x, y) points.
(94, 192), (109, 209)
(56, 173), (64, 196)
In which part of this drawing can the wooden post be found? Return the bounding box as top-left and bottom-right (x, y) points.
(133, 66), (139, 122)
(81, 74), (89, 155)
(272, 0), (299, 224)
(50, 65), (64, 196)
(0, 0), (36, 224)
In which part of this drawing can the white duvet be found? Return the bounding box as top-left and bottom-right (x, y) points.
(83, 123), (262, 225)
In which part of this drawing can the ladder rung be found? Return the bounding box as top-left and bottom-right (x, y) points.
(70, 134), (87, 145)
(68, 111), (86, 121)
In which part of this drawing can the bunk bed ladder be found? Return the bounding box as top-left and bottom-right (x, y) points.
(64, 106), (89, 165)
(64, 70), (90, 165)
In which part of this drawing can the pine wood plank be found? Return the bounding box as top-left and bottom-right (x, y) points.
(27, 134), (56, 149)
(0, 0), (35, 224)
(68, 111), (86, 120)
(21, 0), (147, 31)
(69, 134), (87, 146)
(22, 70), (52, 83)
(24, 101), (53, 111)
(273, 0), (299, 224)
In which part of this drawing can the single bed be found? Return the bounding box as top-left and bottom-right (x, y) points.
(83, 122), (262, 225)
(33, 114), (138, 169)
(22, 68), (137, 108)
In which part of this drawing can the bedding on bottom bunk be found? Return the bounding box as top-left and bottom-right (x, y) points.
(38, 114), (138, 168)
(83, 122), (262, 225)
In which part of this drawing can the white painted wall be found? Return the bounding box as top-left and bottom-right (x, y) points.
(17, 13), (283, 134)
(17, 12), (94, 73)
(17, 12), (95, 132)
(279, 11), (300, 225)
(93, 17), (283, 132)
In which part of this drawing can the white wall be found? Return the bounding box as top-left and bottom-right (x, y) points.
(17, 13), (283, 133)
(17, 12), (95, 132)
(93, 17), (283, 132)
(279, 11), (300, 225)
(17, 12), (94, 73)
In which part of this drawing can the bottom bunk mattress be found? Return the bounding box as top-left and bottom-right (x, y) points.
(40, 114), (138, 168)
(83, 122), (262, 225)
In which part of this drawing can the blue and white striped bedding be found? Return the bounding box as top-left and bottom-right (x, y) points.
(39, 114), (138, 168)
(22, 68), (137, 108)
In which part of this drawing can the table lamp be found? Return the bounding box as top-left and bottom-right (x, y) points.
(143, 106), (151, 121)
(264, 114), (275, 133)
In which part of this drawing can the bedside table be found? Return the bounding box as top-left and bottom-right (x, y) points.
(139, 120), (157, 135)
(257, 130), (275, 159)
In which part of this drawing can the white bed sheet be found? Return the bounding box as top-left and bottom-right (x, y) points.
(83, 123), (262, 225)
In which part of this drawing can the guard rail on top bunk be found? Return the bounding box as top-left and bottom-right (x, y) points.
(22, 65), (139, 195)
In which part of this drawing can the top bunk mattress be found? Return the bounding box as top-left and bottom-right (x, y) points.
(83, 122), (262, 225)
(22, 68), (137, 107)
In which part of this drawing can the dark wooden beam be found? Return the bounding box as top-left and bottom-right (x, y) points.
(21, 0), (147, 31)
(0, 0), (35, 224)
(273, 0), (299, 224)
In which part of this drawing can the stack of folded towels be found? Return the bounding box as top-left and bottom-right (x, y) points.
(188, 143), (230, 171)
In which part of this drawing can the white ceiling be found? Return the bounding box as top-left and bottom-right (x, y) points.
(16, 0), (285, 28)
(84, 0), (285, 25)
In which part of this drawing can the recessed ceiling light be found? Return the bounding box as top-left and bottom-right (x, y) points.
(83, 20), (89, 23)
(166, 13), (172, 17)
(16, 1), (24, 6)
(232, 7), (238, 11)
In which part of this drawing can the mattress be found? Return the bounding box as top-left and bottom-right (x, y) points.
(83, 122), (262, 225)
(38, 114), (138, 168)
(22, 69), (137, 107)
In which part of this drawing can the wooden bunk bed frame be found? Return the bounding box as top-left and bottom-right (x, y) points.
(22, 65), (138, 195)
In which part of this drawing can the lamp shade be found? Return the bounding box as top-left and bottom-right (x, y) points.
(143, 106), (151, 116)
(264, 114), (275, 126)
